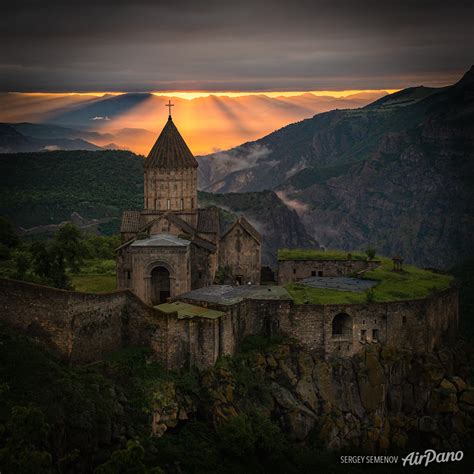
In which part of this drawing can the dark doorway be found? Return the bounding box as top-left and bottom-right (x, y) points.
(151, 266), (170, 305)
(332, 313), (353, 338)
(235, 275), (243, 285)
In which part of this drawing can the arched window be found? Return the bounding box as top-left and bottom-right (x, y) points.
(332, 313), (352, 338)
(167, 199), (171, 210)
(180, 198), (184, 210)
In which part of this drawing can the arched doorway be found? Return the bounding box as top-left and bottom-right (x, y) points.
(151, 266), (170, 305)
(332, 313), (352, 338)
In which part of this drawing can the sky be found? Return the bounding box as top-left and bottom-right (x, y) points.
(1, 0), (473, 93)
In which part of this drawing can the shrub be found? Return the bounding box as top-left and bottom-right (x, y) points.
(365, 287), (376, 303)
(366, 247), (377, 260)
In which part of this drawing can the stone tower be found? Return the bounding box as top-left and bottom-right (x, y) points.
(144, 111), (199, 227)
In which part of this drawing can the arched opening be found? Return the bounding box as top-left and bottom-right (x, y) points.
(332, 313), (352, 339)
(151, 266), (170, 305)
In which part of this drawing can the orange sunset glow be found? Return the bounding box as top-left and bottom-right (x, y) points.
(0, 90), (395, 155)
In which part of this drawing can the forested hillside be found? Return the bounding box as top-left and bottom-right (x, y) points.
(0, 150), (144, 230)
(197, 68), (474, 268)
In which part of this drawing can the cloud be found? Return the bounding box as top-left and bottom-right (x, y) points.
(211, 144), (272, 174)
(1, 0), (472, 92)
(276, 190), (309, 215)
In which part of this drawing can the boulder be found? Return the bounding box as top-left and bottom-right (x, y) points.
(312, 361), (337, 405)
(450, 376), (467, 393)
(460, 388), (474, 406)
(271, 382), (299, 410)
(283, 409), (316, 441)
(426, 389), (458, 414)
(418, 415), (437, 433)
(278, 359), (298, 386)
(295, 379), (318, 411)
(439, 378), (457, 394)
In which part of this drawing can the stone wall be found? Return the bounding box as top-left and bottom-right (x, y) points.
(128, 245), (191, 304)
(274, 288), (458, 358)
(144, 167), (198, 220)
(219, 223), (261, 284)
(0, 278), (129, 363)
(180, 287), (458, 360)
(0, 278), (458, 371)
(0, 278), (220, 370)
(278, 259), (380, 284)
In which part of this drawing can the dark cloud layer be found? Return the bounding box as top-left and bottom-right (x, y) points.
(1, 0), (473, 92)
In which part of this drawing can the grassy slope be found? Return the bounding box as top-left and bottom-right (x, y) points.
(70, 258), (117, 293)
(71, 275), (117, 293)
(286, 257), (453, 304)
(278, 248), (367, 261)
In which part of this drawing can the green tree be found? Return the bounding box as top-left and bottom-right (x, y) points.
(95, 440), (164, 474)
(0, 216), (19, 249)
(83, 234), (120, 259)
(366, 246), (376, 260)
(0, 405), (53, 474)
(54, 223), (84, 272)
(30, 241), (71, 289)
(12, 249), (31, 280)
(218, 414), (257, 458)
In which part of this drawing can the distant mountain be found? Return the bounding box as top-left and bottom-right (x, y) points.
(47, 93), (153, 127)
(9, 122), (114, 142)
(4, 122), (154, 154)
(197, 67), (474, 268)
(0, 150), (313, 263)
(0, 123), (101, 153)
(0, 91), (388, 155)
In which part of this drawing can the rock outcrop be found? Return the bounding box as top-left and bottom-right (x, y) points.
(148, 341), (474, 453)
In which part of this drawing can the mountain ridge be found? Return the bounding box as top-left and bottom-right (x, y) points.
(196, 68), (474, 268)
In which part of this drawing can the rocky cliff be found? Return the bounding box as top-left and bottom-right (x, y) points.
(149, 340), (474, 456)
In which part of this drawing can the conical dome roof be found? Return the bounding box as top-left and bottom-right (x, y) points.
(145, 117), (198, 169)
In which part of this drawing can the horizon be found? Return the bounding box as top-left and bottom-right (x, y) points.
(5, 89), (400, 99)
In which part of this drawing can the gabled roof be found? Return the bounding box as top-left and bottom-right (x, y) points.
(166, 213), (196, 236)
(117, 211), (217, 253)
(239, 216), (261, 242)
(192, 236), (216, 252)
(120, 210), (141, 233)
(197, 208), (219, 234)
(145, 117), (198, 170)
(130, 234), (191, 248)
(220, 216), (261, 244)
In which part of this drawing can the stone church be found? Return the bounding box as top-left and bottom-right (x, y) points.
(117, 107), (262, 305)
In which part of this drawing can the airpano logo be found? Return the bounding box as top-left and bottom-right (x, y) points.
(401, 449), (463, 467)
(340, 450), (464, 467)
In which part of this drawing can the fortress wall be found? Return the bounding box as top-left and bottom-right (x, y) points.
(0, 278), (459, 369)
(278, 304), (325, 352)
(278, 259), (380, 284)
(68, 293), (129, 364)
(180, 298), (294, 359)
(277, 288), (459, 358)
(0, 278), (224, 370)
(422, 288), (458, 349)
(0, 278), (129, 363)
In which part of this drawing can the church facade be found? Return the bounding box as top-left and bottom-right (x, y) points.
(117, 110), (261, 305)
